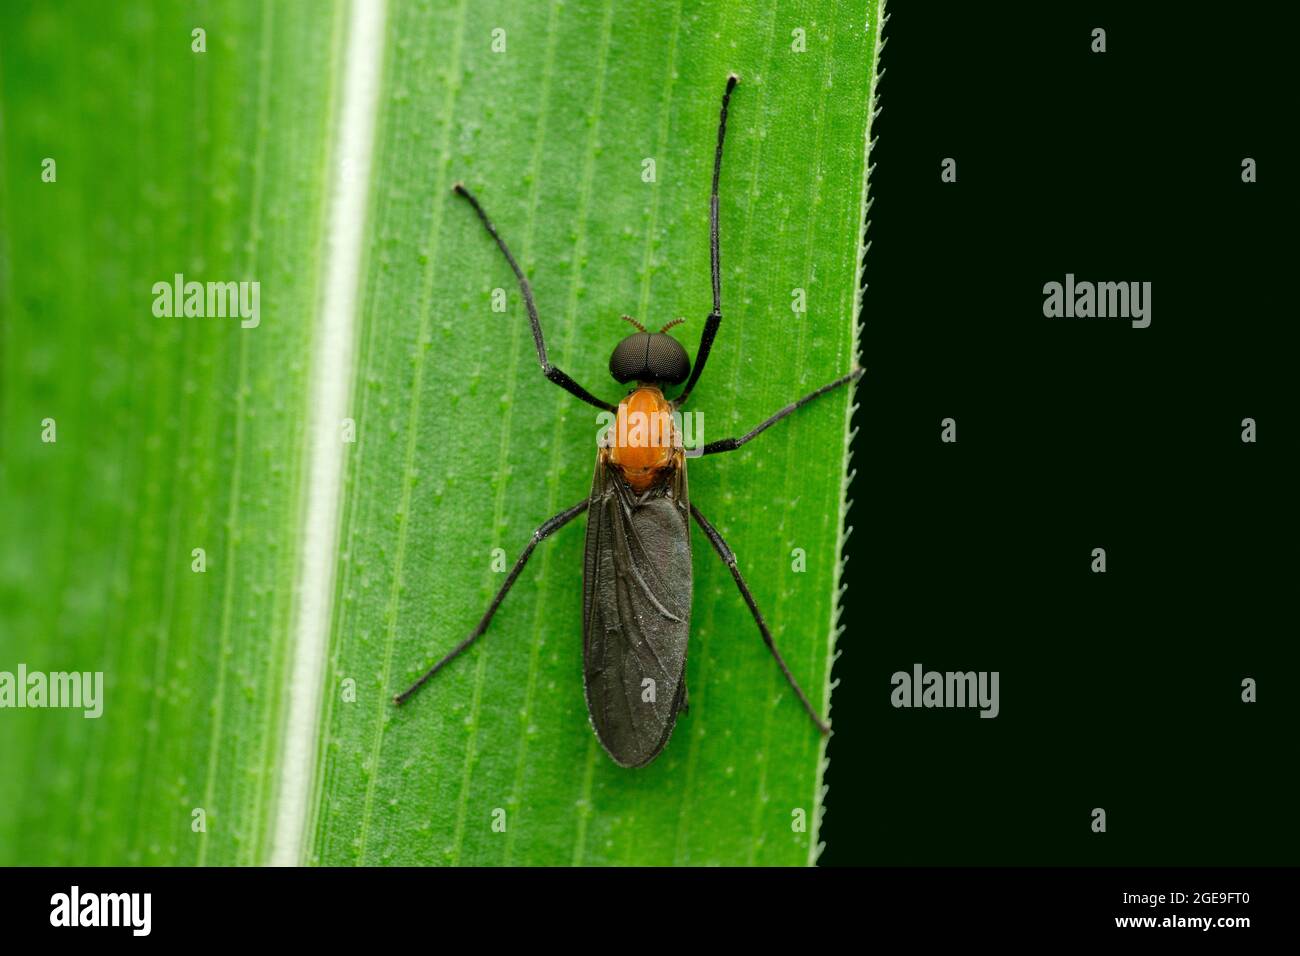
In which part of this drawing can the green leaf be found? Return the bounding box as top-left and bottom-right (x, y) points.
(0, 0), (346, 865)
(0, 0), (882, 867)
(308, 0), (881, 866)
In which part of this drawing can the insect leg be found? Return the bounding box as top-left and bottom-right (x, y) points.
(452, 183), (615, 413)
(675, 74), (739, 409)
(701, 366), (863, 456)
(393, 498), (590, 706)
(689, 503), (830, 734)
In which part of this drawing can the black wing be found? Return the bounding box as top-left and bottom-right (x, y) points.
(582, 453), (693, 767)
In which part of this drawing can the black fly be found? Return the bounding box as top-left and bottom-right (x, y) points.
(394, 76), (862, 767)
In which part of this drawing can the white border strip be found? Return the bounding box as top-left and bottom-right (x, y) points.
(270, 0), (386, 867)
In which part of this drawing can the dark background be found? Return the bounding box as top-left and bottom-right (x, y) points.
(822, 1), (1297, 865)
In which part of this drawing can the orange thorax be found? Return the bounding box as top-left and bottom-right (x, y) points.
(607, 386), (678, 491)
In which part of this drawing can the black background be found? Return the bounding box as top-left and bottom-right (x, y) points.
(822, 1), (1297, 865)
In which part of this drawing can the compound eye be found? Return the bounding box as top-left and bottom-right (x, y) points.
(609, 333), (650, 383)
(647, 334), (690, 385)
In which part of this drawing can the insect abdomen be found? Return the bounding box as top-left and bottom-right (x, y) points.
(582, 456), (692, 767)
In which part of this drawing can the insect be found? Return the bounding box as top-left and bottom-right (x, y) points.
(394, 75), (862, 767)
